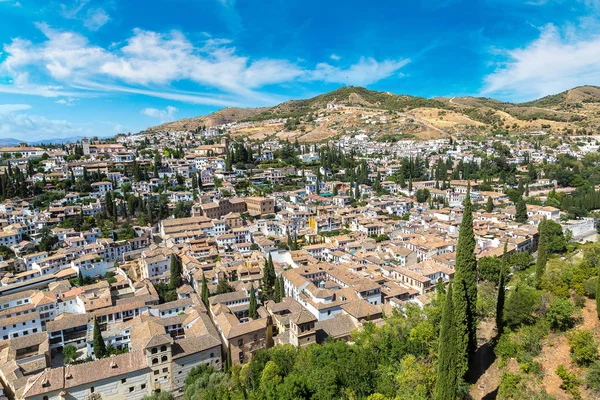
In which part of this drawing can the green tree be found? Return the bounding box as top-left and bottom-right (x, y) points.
(496, 243), (507, 336)
(569, 330), (599, 366)
(262, 253), (276, 300)
(597, 264), (600, 319)
(92, 316), (107, 359)
(279, 276), (285, 300)
(63, 345), (78, 363)
(486, 196), (494, 213)
(515, 197), (528, 223)
(201, 273), (209, 306)
(453, 185), (478, 378)
(536, 220), (548, 288)
(504, 282), (539, 329)
(78, 270), (84, 286)
(478, 256), (503, 283)
(547, 298), (575, 331)
(435, 284), (458, 400)
(274, 277), (281, 303)
(249, 284), (258, 319)
(217, 277), (235, 294)
(169, 254), (181, 290)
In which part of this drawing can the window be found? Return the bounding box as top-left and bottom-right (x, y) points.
(151, 347), (158, 354)
(129, 387), (134, 393)
(141, 384), (146, 390)
(154, 370), (159, 375)
(122, 378), (127, 383)
(160, 345), (167, 352)
(238, 338), (243, 346)
(91, 387), (95, 393)
(161, 355), (167, 363)
(152, 358), (158, 365)
(162, 367), (168, 373)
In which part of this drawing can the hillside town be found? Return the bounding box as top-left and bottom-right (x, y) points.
(0, 123), (597, 400)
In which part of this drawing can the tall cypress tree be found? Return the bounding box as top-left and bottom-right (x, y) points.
(169, 254), (181, 289)
(248, 284), (258, 319)
(92, 317), (107, 359)
(262, 253), (276, 299)
(596, 264), (600, 320)
(201, 273), (209, 306)
(486, 196), (494, 213)
(453, 184), (478, 378)
(279, 276), (285, 300)
(496, 242), (508, 336)
(535, 220), (548, 288)
(274, 277), (281, 303)
(435, 284), (458, 400)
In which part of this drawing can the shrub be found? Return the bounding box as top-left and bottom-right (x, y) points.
(498, 373), (523, 399)
(556, 364), (582, 399)
(573, 293), (586, 308)
(568, 330), (599, 366)
(584, 277), (597, 299)
(546, 298), (575, 331)
(587, 361), (600, 394)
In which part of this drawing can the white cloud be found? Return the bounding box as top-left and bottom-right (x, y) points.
(0, 25), (410, 106)
(61, 0), (110, 31)
(0, 112), (90, 140)
(55, 97), (77, 106)
(330, 54), (341, 61)
(483, 24), (600, 101)
(84, 8), (110, 31)
(0, 104), (31, 114)
(141, 106), (178, 122)
(311, 57), (410, 86)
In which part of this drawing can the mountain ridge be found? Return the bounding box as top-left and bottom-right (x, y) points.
(144, 85), (600, 142)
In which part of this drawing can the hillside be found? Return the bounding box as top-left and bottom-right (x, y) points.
(146, 85), (600, 142)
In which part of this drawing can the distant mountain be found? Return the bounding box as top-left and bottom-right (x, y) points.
(145, 85), (600, 142)
(0, 135), (115, 147)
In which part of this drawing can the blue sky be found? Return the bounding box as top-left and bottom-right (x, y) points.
(0, 0), (599, 140)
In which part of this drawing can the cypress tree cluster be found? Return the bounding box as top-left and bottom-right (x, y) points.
(435, 284), (458, 400)
(452, 185), (478, 379)
(262, 253), (276, 299)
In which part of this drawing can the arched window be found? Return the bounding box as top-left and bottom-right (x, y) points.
(152, 358), (158, 365)
(161, 355), (168, 363)
(160, 345), (167, 352)
(151, 347), (158, 354)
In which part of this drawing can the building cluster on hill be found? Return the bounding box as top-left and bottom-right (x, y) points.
(0, 130), (595, 400)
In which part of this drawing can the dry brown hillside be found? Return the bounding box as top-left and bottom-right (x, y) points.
(145, 85), (600, 142)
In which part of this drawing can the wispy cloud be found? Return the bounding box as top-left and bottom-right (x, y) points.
(482, 23), (600, 101)
(0, 24), (410, 106)
(0, 104), (31, 113)
(330, 54), (341, 61)
(55, 97), (77, 106)
(141, 106), (178, 122)
(0, 111), (90, 140)
(60, 0), (110, 31)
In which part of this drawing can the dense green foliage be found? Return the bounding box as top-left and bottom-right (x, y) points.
(182, 302), (443, 400)
(435, 284), (458, 400)
(452, 188), (478, 378)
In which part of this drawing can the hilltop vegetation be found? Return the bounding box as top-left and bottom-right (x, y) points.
(146, 85), (600, 142)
